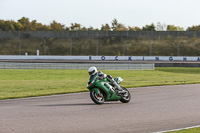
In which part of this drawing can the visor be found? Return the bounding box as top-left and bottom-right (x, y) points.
(89, 70), (95, 75)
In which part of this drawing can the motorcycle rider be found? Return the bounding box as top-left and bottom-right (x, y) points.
(88, 66), (124, 93)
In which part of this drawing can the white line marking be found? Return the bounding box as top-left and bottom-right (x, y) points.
(1, 84), (199, 101)
(153, 125), (200, 133)
(0, 92), (89, 101)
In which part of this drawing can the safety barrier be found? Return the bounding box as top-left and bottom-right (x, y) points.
(0, 62), (154, 70)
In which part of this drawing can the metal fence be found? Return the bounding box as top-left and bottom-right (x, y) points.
(0, 62), (154, 70)
(1, 31), (200, 38)
(0, 37), (200, 56)
(1, 31), (200, 56)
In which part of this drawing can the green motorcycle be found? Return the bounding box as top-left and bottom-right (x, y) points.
(87, 75), (131, 104)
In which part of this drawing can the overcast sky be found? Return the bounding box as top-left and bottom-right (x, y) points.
(0, 0), (200, 30)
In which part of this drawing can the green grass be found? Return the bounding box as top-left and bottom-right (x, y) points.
(166, 127), (200, 133)
(1, 67), (200, 100)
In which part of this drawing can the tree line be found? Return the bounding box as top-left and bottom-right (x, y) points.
(0, 17), (200, 31)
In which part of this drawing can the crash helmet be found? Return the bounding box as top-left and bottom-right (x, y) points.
(88, 66), (97, 75)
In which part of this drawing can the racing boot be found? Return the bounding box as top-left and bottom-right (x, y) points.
(112, 81), (127, 94)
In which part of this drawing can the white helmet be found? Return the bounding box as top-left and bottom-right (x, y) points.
(88, 66), (97, 75)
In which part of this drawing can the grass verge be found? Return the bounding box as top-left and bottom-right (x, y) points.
(1, 67), (200, 100)
(165, 126), (200, 133)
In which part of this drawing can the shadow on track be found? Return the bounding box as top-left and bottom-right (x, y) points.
(39, 102), (122, 107)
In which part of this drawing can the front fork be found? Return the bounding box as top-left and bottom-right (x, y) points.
(88, 82), (100, 95)
(93, 88), (100, 96)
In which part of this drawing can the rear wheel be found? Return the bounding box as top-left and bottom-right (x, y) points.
(90, 89), (105, 104)
(120, 87), (131, 103)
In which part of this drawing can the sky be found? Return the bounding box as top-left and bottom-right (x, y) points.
(0, 0), (200, 30)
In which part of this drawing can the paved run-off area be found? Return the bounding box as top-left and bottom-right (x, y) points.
(0, 84), (200, 133)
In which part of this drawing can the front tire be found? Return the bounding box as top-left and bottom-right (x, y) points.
(120, 87), (131, 103)
(90, 89), (105, 104)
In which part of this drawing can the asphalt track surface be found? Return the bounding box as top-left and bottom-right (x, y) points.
(1, 84), (200, 133)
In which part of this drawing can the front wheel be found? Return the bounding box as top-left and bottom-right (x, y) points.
(90, 89), (105, 104)
(120, 87), (131, 103)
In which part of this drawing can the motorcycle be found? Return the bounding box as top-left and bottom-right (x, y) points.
(87, 75), (131, 104)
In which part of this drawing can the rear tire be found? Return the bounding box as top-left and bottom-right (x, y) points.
(90, 89), (105, 104)
(120, 87), (131, 103)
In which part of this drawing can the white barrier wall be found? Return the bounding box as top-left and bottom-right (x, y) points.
(0, 63), (154, 70)
(0, 55), (200, 61)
